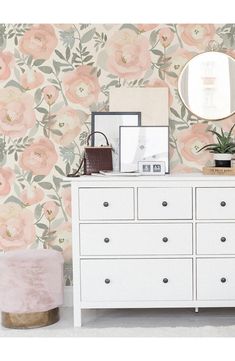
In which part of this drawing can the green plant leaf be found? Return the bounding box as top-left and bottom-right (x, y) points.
(4, 195), (24, 207)
(228, 123), (235, 139)
(55, 49), (65, 60)
(149, 30), (158, 47)
(33, 175), (46, 182)
(81, 28), (96, 43)
(36, 223), (48, 230)
(38, 66), (53, 74)
(120, 24), (139, 34)
(197, 143), (218, 152)
(37, 107), (48, 114)
(53, 176), (62, 191)
(33, 59), (45, 66)
(151, 49), (163, 56)
(66, 46), (70, 60)
(34, 204), (42, 219)
(4, 79), (25, 91)
(170, 107), (181, 118)
(55, 165), (65, 176)
(38, 182), (53, 190)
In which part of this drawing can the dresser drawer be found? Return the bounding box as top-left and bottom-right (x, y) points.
(197, 223), (235, 255)
(81, 259), (193, 302)
(138, 188), (192, 220)
(79, 188), (134, 220)
(197, 258), (235, 300)
(196, 188), (235, 219)
(80, 223), (193, 256)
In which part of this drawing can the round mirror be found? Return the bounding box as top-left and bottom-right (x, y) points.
(178, 51), (235, 120)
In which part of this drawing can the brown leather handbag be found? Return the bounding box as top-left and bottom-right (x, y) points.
(67, 131), (113, 177)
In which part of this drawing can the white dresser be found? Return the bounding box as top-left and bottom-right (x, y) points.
(66, 174), (235, 327)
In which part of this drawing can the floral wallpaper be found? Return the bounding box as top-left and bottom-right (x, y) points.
(0, 23), (235, 284)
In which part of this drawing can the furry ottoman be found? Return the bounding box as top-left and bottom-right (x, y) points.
(0, 249), (64, 328)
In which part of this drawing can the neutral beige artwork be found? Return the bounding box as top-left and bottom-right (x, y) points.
(109, 87), (169, 125)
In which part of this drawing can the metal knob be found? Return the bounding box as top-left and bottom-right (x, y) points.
(105, 278), (110, 284)
(103, 201), (109, 207)
(163, 278), (168, 284)
(220, 236), (226, 242)
(162, 237), (168, 243)
(104, 237), (110, 243)
(162, 201), (168, 207)
(220, 201), (226, 207)
(221, 277), (226, 283)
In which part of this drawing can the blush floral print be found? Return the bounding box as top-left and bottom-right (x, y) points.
(0, 23), (234, 284)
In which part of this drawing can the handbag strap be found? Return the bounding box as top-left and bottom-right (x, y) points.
(87, 131), (110, 146)
(67, 156), (84, 177)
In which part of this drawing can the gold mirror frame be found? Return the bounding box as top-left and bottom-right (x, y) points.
(178, 51), (235, 121)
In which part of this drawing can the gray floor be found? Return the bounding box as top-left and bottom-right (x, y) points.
(1, 307), (235, 337)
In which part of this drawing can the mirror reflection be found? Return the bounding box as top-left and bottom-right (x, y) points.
(178, 52), (235, 120)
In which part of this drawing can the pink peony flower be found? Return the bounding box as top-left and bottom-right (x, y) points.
(19, 137), (58, 175)
(49, 222), (72, 262)
(147, 79), (173, 106)
(0, 203), (36, 251)
(61, 187), (71, 217)
(136, 24), (159, 32)
(179, 24), (216, 50)
(50, 107), (82, 146)
(0, 87), (36, 138)
(20, 69), (44, 90)
(43, 201), (59, 221)
(177, 123), (214, 165)
(0, 52), (14, 81)
(0, 167), (14, 197)
(62, 66), (100, 107)
(20, 185), (44, 206)
(165, 49), (195, 86)
(19, 24), (58, 60)
(159, 27), (174, 48)
(43, 85), (59, 105)
(105, 29), (151, 80)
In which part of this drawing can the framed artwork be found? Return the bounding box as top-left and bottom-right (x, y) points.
(91, 112), (141, 171)
(138, 161), (165, 175)
(119, 126), (169, 173)
(109, 87), (168, 125)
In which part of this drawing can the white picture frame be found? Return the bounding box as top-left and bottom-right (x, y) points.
(91, 112), (141, 171)
(138, 161), (165, 175)
(120, 126), (169, 173)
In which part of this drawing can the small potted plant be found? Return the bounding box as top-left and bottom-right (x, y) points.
(198, 124), (235, 167)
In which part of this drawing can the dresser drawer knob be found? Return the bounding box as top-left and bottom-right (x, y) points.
(163, 278), (168, 284)
(162, 237), (168, 243)
(162, 201), (168, 207)
(221, 277), (227, 283)
(220, 237), (226, 242)
(105, 278), (110, 284)
(104, 237), (110, 243)
(220, 201), (226, 207)
(103, 201), (109, 207)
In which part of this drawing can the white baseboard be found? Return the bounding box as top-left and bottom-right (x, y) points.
(64, 286), (73, 307)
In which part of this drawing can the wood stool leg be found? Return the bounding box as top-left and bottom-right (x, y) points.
(1, 307), (60, 329)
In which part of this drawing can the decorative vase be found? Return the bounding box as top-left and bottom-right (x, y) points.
(214, 153), (232, 168)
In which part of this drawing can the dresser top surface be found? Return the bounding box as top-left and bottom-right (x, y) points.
(64, 173), (235, 183)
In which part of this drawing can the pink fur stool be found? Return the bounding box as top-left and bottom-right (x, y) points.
(0, 249), (64, 329)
